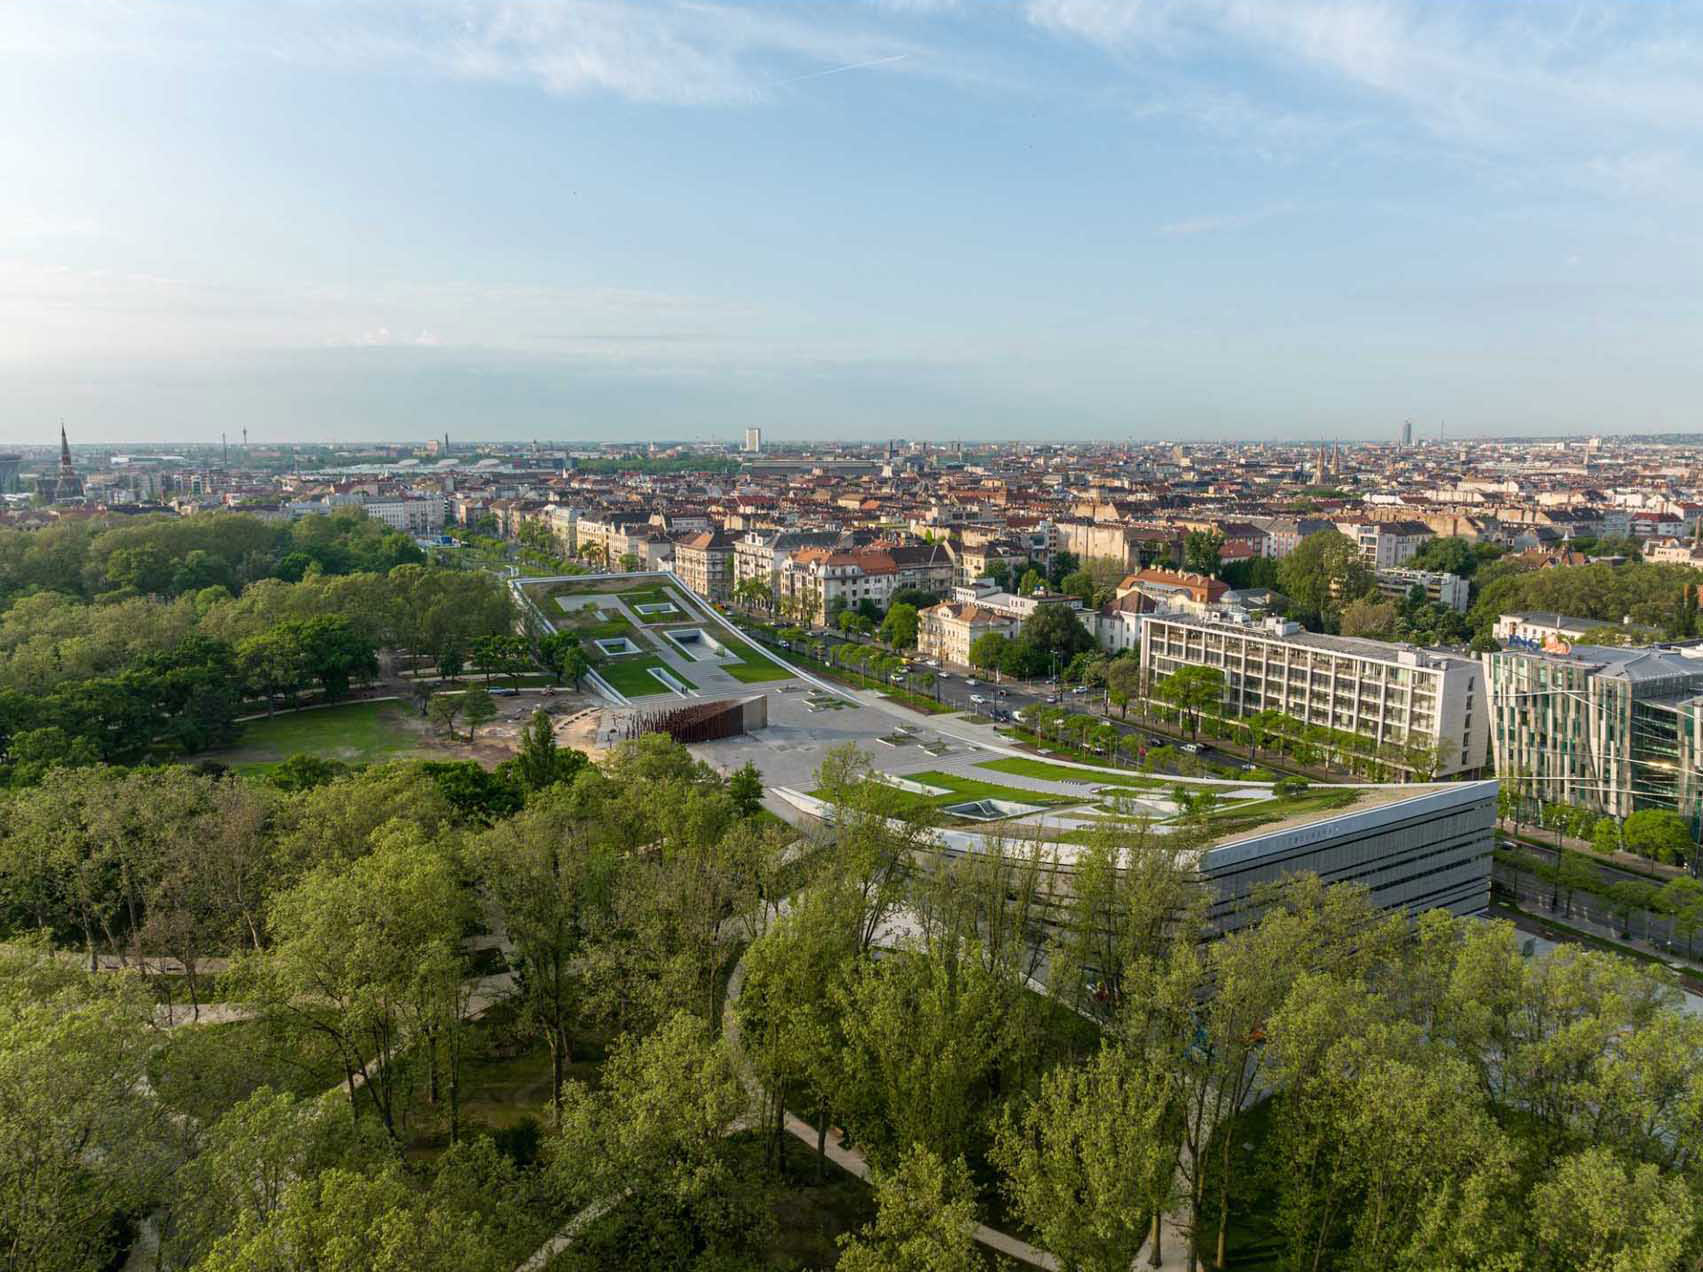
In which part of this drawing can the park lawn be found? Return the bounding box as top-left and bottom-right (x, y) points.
(614, 585), (696, 620)
(596, 653), (696, 697)
(810, 770), (1082, 822)
(977, 756), (1166, 790)
(521, 578), (610, 613)
(532, 575), (666, 604)
(706, 624), (797, 684)
(210, 701), (426, 775)
(553, 603), (637, 637)
(1197, 787), (1358, 836)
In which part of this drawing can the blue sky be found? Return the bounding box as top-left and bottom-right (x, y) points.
(2, 0), (1701, 445)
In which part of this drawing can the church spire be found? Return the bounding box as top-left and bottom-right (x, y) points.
(59, 420), (72, 469)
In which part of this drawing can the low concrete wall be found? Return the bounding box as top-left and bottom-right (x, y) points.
(739, 693), (768, 732)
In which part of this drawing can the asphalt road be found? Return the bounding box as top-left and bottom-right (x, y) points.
(784, 627), (1235, 765)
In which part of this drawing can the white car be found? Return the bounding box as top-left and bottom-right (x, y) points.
(969, 693), (988, 705)
(965, 677), (979, 686)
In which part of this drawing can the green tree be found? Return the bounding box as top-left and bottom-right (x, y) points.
(1606, 879), (1656, 940)
(1183, 529), (1225, 577)
(728, 760), (764, 818)
(836, 1146), (979, 1272)
(1154, 664), (1225, 737)
(235, 626), (310, 714)
(548, 1012), (763, 1266)
(461, 686), (498, 741)
(1622, 809), (1693, 865)
(1591, 816), (1622, 857)
(1059, 568), (1097, 606)
(1019, 603), (1096, 665)
(290, 614), (378, 699)
(238, 823), (470, 1141)
(992, 1043), (1174, 1272)
(195, 1165), (507, 1272)
(1339, 595), (1399, 639)
(1554, 849), (1600, 918)
(1527, 1148), (1691, 1272)
(880, 601), (920, 649)
(167, 1086), (387, 1267)
(833, 943), (1015, 1169)
(0, 938), (170, 1272)
(510, 709), (587, 793)
(1105, 655), (1141, 719)
(737, 884), (862, 1173)
(428, 692), (464, 739)
(1265, 979), (1517, 1272)
(473, 785), (606, 1125)
(1277, 529), (1376, 623)
(968, 632), (1009, 672)
(1407, 535), (1479, 577)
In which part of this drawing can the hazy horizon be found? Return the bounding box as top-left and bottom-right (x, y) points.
(6, 1), (1702, 445)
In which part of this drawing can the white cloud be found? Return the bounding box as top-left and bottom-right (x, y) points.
(1027, 0), (1703, 155)
(1157, 202), (1298, 235)
(0, 0), (925, 106)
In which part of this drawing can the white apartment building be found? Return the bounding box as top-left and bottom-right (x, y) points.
(779, 543), (954, 626)
(674, 529), (735, 603)
(732, 529), (841, 606)
(1139, 613), (1490, 777)
(1374, 568), (1470, 612)
(544, 504), (579, 554)
(1338, 519), (1434, 569)
(286, 493), (445, 536)
(575, 513), (654, 565)
(1252, 517), (1334, 559)
(917, 601), (1019, 667)
(1493, 611), (1601, 648)
(948, 582), (1084, 622)
(363, 495), (446, 536)
(1097, 606), (1145, 655)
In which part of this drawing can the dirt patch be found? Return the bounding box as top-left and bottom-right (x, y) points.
(418, 688), (605, 768)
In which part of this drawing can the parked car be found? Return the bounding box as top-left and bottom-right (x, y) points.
(493, 687), (520, 697)
(1179, 742), (1202, 754)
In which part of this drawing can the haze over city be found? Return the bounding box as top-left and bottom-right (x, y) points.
(6, 0), (1702, 443)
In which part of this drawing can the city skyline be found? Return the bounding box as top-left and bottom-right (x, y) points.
(5, 0), (1702, 443)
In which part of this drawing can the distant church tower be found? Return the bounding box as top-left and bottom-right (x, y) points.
(49, 422), (84, 502)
